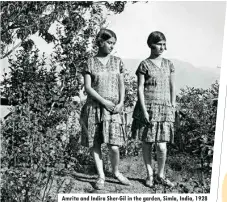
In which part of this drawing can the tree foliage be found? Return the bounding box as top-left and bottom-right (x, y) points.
(1, 1), (127, 59)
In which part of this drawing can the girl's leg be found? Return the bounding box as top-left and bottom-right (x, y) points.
(92, 142), (105, 180)
(108, 144), (131, 185)
(156, 142), (167, 178)
(155, 142), (174, 187)
(142, 142), (154, 179)
(108, 144), (120, 176)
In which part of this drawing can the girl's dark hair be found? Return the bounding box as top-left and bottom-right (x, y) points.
(96, 28), (117, 47)
(147, 31), (167, 50)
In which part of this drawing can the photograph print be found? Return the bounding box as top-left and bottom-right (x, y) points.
(0, 1), (226, 200)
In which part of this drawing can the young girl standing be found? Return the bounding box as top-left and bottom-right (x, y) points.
(80, 29), (131, 190)
(131, 31), (175, 188)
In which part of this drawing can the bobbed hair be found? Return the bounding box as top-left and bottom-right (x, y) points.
(147, 31), (167, 50)
(96, 28), (117, 47)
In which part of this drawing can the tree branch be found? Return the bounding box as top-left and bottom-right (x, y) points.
(0, 41), (22, 59)
(47, 86), (65, 117)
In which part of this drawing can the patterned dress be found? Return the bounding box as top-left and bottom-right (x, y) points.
(80, 55), (125, 147)
(131, 58), (175, 143)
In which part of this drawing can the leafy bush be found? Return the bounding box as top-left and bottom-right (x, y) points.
(1, 47), (76, 201)
(175, 81), (219, 174)
(124, 71), (137, 108)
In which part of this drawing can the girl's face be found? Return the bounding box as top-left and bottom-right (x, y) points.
(100, 37), (116, 54)
(151, 40), (166, 56)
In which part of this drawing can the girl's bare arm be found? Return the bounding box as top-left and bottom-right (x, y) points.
(113, 73), (125, 113)
(118, 73), (125, 105)
(138, 73), (148, 117)
(170, 70), (176, 106)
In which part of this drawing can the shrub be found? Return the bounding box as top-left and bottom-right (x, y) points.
(175, 81), (219, 174)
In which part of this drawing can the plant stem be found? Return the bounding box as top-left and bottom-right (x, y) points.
(42, 171), (52, 202)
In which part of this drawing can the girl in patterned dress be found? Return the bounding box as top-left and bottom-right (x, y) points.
(80, 29), (131, 189)
(131, 31), (175, 188)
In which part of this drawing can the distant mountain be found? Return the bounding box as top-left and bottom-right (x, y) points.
(122, 58), (220, 94)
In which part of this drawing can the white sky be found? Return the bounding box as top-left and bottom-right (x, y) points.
(107, 1), (226, 68)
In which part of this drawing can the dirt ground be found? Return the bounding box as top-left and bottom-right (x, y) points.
(48, 153), (211, 196)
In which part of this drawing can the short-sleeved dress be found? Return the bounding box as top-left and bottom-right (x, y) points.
(80, 55), (125, 148)
(131, 58), (175, 143)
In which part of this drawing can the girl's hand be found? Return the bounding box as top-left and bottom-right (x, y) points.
(144, 111), (150, 125)
(113, 103), (123, 114)
(103, 100), (115, 112)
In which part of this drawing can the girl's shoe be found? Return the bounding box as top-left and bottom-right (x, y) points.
(155, 176), (174, 187)
(94, 177), (105, 190)
(114, 173), (131, 186)
(145, 175), (154, 188)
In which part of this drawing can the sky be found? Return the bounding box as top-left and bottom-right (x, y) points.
(106, 1), (226, 68)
